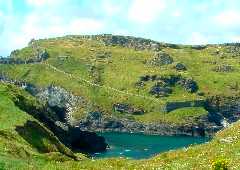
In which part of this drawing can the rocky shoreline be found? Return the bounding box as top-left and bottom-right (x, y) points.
(77, 112), (221, 137)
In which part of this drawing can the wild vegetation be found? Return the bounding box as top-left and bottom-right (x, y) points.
(2, 35), (240, 126)
(0, 84), (239, 169)
(1, 35), (240, 169)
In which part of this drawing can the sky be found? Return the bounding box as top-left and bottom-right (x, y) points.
(1, 0), (240, 56)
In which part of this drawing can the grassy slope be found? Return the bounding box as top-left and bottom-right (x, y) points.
(0, 82), (237, 170)
(0, 36), (240, 169)
(0, 83), (85, 170)
(4, 36), (238, 125)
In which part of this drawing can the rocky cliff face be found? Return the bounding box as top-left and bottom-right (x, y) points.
(206, 95), (240, 125)
(78, 112), (220, 137)
(36, 85), (83, 124)
(1, 81), (107, 153)
(0, 49), (49, 64)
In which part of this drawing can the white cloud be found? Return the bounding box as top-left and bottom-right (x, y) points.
(102, 0), (123, 16)
(172, 10), (181, 17)
(214, 10), (240, 27)
(68, 18), (105, 34)
(26, 0), (62, 7)
(187, 32), (208, 45)
(128, 0), (166, 23)
(20, 13), (105, 44)
(194, 3), (209, 12)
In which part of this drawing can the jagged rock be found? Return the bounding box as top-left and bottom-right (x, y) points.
(175, 63), (187, 71)
(225, 45), (240, 57)
(0, 49), (49, 64)
(113, 103), (144, 115)
(213, 64), (234, 72)
(137, 74), (198, 95)
(149, 82), (172, 97)
(177, 78), (198, 93)
(149, 52), (173, 66)
(215, 45), (240, 58)
(37, 49), (49, 61)
(206, 95), (240, 124)
(36, 85), (83, 123)
(78, 113), (220, 137)
(103, 119), (124, 129)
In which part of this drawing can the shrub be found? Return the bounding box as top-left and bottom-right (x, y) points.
(211, 158), (228, 170)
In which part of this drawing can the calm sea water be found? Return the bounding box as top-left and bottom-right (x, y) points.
(92, 132), (208, 159)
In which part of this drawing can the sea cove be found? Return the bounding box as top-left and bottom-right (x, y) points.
(93, 132), (208, 159)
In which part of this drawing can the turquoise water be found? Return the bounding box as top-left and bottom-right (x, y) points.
(93, 132), (208, 159)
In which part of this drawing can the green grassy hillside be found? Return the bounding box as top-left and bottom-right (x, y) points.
(2, 35), (240, 125)
(0, 83), (239, 169)
(1, 35), (240, 169)
(0, 83), (85, 170)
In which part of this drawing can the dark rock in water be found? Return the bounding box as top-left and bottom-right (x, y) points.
(69, 127), (107, 153)
(113, 103), (144, 115)
(149, 82), (172, 97)
(177, 78), (198, 93)
(149, 52), (173, 66)
(212, 64), (234, 72)
(175, 63), (187, 71)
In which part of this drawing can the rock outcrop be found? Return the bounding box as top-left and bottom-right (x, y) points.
(64, 34), (182, 51)
(136, 74), (198, 97)
(175, 63), (187, 71)
(78, 112), (220, 137)
(148, 52), (174, 66)
(113, 103), (144, 115)
(177, 78), (198, 93)
(206, 95), (240, 124)
(149, 82), (172, 97)
(36, 85), (83, 124)
(0, 49), (49, 64)
(212, 64), (234, 72)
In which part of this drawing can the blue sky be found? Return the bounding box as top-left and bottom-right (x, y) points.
(1, 0), (240, 56)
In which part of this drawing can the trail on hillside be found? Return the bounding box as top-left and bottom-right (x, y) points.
(44, 62), (161, 103)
